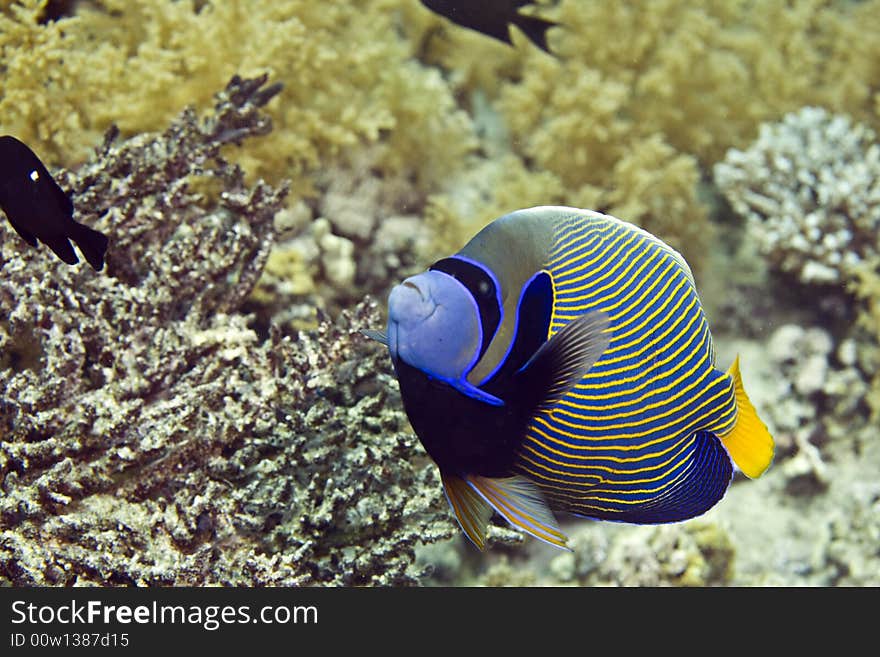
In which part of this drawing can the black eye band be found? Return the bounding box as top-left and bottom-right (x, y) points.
(430, 256), (502, 361)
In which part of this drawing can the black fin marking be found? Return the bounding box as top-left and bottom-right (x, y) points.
(430, 256), (502, 362)
(517, 310), (611, 412)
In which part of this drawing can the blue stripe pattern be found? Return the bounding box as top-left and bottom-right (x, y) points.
(514, 211), (736, 523)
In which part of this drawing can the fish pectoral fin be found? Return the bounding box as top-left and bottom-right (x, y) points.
(517, 310), (611, 412)
(442, 472), (494, 551)
(467, 474), (570, 550)
(360, 328), (388, 346)
(720, 356), (775, 478)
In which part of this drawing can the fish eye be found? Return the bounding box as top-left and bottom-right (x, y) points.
(29, 169), (39, 182)
(477, 280), (490, 296)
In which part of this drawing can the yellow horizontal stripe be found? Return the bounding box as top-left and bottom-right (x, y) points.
(548, 216), (620, 262)
(555, 363), (715, 422)
(570, 309), (703, 394)
(583, 293), (698, 371)
(546, 227), (607, 268)
(517, 433), (693, 484)
(547, 222), (615, 267)
(555, 247), (665, 307)
(553, 271), (687, 342)
(567, 326), (711, 400)
(561, 237), (659, 302)
(532, 381), (733, 445)
(559, 347), (713, 412)
(521, 425), (694, 462)
(552, 234), (646, 296)
(541, 461), (695, 505)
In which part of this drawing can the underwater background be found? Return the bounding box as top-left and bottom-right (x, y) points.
(0, 0), (878, 586)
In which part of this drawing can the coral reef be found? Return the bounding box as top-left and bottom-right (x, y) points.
(247, 147), (436, 331)
(421, 520), (736, 587)
(714, 107), (880, 286)
(0, 75), (454, 586)
(715, 106), (880, 424)
(762, 324), (871, 494)
(2, 0), (879, 588)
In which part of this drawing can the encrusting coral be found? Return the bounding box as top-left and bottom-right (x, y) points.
(0, 75), (454, 586)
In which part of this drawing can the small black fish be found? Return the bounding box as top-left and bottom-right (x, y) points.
(421, 0), (557, 53)
(0, 135), (108, 270)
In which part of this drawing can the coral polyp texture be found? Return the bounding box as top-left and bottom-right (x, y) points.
(0, 76), (453, 586)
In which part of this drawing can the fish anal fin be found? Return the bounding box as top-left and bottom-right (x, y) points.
(467, 474), (569, 550)
(518, 310), (611, 412)
(721, 356), (775, 478)
(70, 220), (108, 271)
(442, 472), (493, 551)
(42, 233), (78, 265)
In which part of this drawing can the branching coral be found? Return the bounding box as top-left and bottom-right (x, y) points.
(714, 107), (880, 286)
(714, 107), (880, 420)
(0, 75), (454, 586)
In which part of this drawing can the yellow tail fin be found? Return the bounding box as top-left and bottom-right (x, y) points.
(721, 356), (775, 478)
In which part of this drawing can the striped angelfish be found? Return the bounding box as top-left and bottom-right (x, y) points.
(365, 206), (774, 550)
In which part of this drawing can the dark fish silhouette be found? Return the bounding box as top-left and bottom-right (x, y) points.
(0, 135), (108, 270)
(421, 0), (557, 53)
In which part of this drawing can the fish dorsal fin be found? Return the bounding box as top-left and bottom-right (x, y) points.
(441, 472), (494, 551)
(720, 356), (775, 478)
(467, 474), (569, 550)
(517, 310), (611, 412)
(360, 328), (388, 346)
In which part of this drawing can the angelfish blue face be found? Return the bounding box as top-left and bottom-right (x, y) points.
(387, 270), (481, 383)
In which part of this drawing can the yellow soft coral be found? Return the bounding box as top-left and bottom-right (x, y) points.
(0, 0), (477, 194)
(480, 0), (880, 272)
(524, 0), (880, 166)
